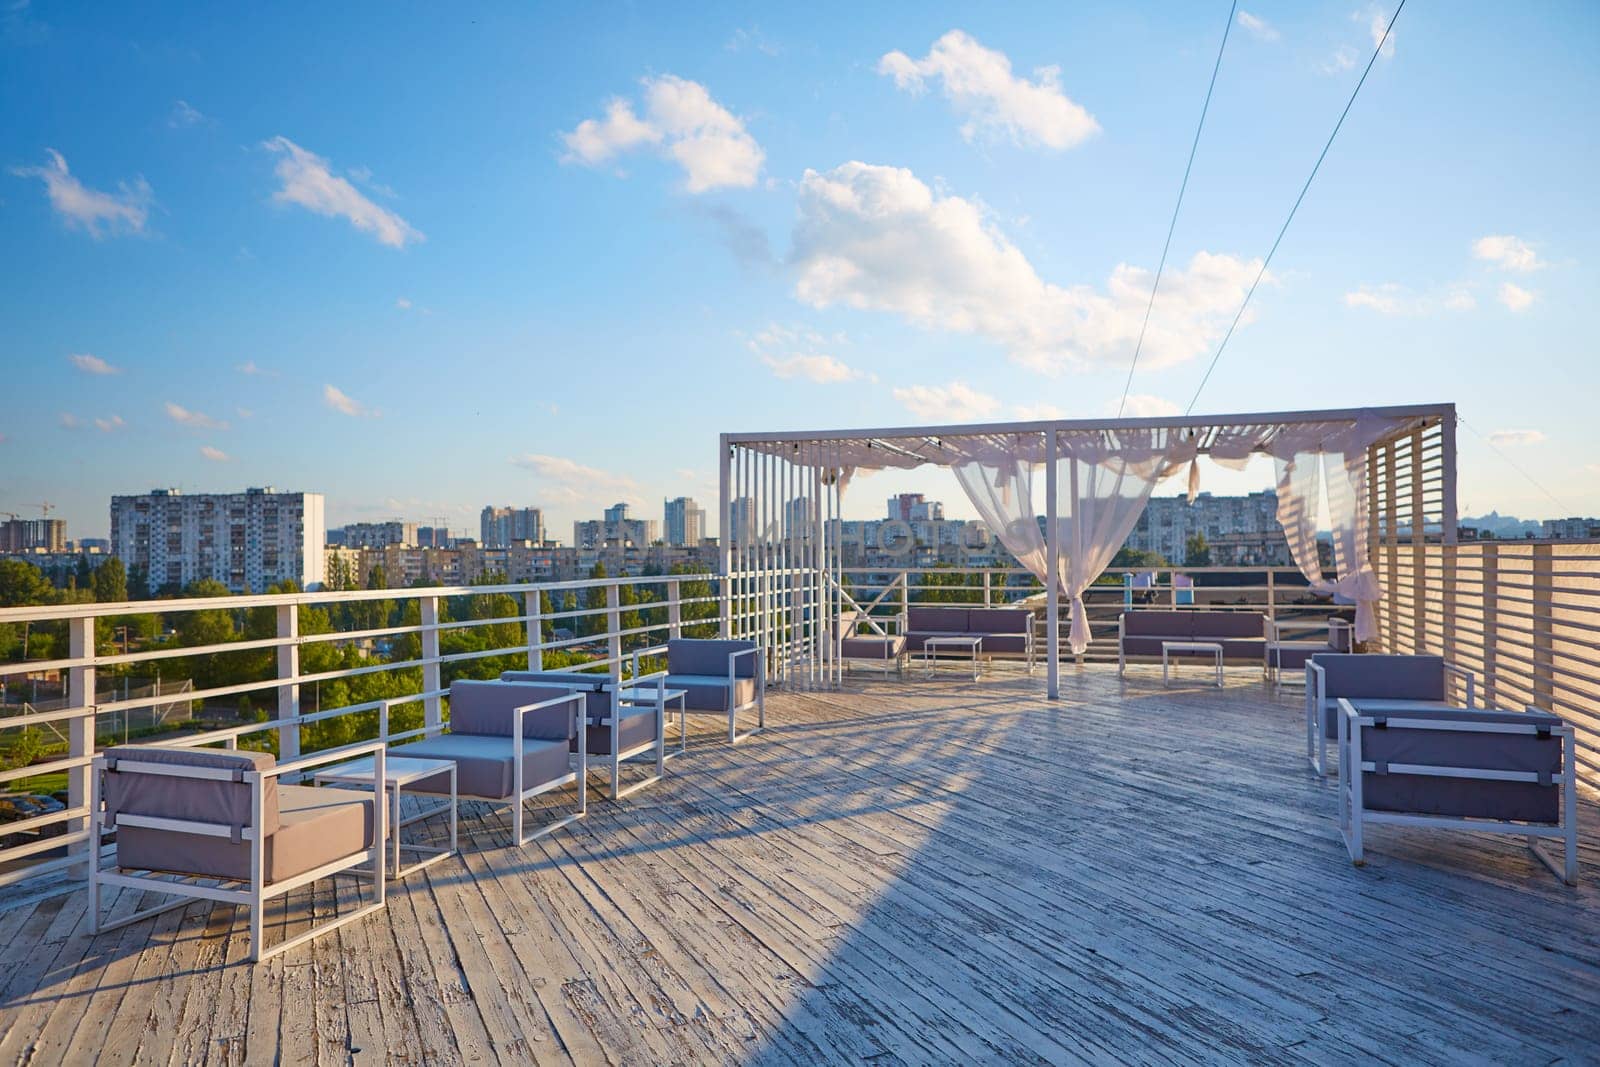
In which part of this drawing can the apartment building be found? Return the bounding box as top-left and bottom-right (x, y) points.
(663, 496), (707, 547)
(110, 487), (326, 594)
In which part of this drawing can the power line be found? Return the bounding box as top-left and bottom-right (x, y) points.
(1458, 416), (1576, 518)
(1185, 0), (1405, 414)
(1116, 0), (1237, 418)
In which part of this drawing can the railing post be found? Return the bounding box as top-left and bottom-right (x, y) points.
(275, 603), (301, 763)
(67, 616), (96, 878)
(421, 595), (442, 734)
(1266, 570), (1276, 629)
(607, 583), (623, 682)
(899, 571), (909, 622)
(1532, 543), (1555, 710)
(668, 578), (683, 640)
(525, 590), (543, 671)
(1481, 545), (1499, 707)
(983, 571), (992, 607)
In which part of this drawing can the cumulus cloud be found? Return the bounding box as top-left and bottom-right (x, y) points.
(94, 415), (125, 433)
(1114, 394), (1182, 418)
(1236, 11), (1280, 42)
(10, 149), (151, 237)
(1361, 6), (1397, 58)
(1497, 282), (1535, 312)
(69, 352), (120, 375)
(200, 444), (230, 462)
(164, 401), (229, 430)
(235, 360), (273, 376)
(1487, 429), (1545, 447)
(1013, 403), (1065, 420)
(878, 30), (1098, 150)
(59, 413), (81, 429)
(263, 136), (421, 248)
(791, 162), (1261, 374)
(1322, 47), (1358, 74)
(511, 453), (640, 505)
(1473, 235), (1543, 273)
(561, 75), (763, 192)
(746, 323), (869, 384)
(892, 381), (1001, 422)
(395, 297), (412, 309)
(1343, 283), (1476, 316)
(323, 384), (379, 417)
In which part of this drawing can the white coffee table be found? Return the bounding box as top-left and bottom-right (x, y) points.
(1162, 641), (1224, 688)
(617, 685), (688, 758)
(315, 754), (457, 880)
(922, 635), (983, 681)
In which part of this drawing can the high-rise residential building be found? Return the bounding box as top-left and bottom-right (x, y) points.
(110, 487), (326, 594)
(480, 506), (545, 547)
(417, 526), (452, 548)
(335, 521), (419, 549)
(664, 497), (707, 546)
(1125, 491), (1286, 565)
(0, 517), (66, 553)
(727, 496), (756, 545)
(886, 493), (944, 522)
(575, 503), (656, 549)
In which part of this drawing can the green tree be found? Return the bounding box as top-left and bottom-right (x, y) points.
(0, 559), (54, 607)
(1184, 533), (1212, 567)
(92, 557), (129, 603)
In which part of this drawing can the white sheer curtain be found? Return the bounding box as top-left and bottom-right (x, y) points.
(1272, 438), (1383, 643)
(952, 444), (1048, 580)
(1052, 429), (1197, 654)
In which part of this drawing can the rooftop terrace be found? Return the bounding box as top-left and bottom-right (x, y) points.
(2, 666), (1596, 1064)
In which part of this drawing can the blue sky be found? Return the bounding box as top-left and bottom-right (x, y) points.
(3, 1), (1597, 540)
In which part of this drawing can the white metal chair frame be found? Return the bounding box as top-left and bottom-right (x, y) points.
(839, 612), (908, 679)
(1336, 699), (1579, 884)
(87, 740), (388, 964)
(1264, 618), (1352, 688)
(531, 671), (670, 801)
(1306, 659), (1476, 777)
(633, 643), (766, 744)
(398, 690), (589, 847)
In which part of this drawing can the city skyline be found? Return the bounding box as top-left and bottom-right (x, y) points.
(4, 4), (1598, 540)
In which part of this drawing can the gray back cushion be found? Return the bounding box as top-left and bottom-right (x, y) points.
(966, 608), (1030, 635)
(103, 744), (278, 841)
(668, 638), (758, 677)
(1360, 707), (1563, 822)
(1317, 654), (1445, 700)
(449, 680), (577, 741)
(1122, 611), (1192, 637)
(1192, 612), (1265, 639)
(907, 606), (970, 632)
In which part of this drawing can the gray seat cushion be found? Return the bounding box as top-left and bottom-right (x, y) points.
(1358, 707), (1564, 823)
(580, 706), (659, 756)
(392, 733), (571, 800)
(663, 673), (757, 712)
(977, 634), (1030, 655)
(116, 783), (374, 885)
(841, 634), (905, 660)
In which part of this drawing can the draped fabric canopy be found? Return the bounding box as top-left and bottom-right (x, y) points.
(729, 406), (1447, 681)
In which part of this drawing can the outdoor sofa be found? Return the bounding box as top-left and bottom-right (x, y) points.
(1117, 610), (1268, 675)
(390, 679), (587, 846)
(500, 668), (669, 799)
(1337, 700), (1578, 883)
(903, 606), (1035, 671)
(835, 609), (908, 677)
(1305, 653), (1475, 776)
(632, 638), (764, 744)
(88, 741), (387, 963)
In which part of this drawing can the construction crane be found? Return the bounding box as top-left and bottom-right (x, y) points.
(34, 502), (56, 518)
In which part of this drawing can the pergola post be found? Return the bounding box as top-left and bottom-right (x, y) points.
(1045, 427), (1060, 700)
(718, 433), (732, 638)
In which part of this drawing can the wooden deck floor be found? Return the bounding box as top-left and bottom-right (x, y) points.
(2, 666), (1598, 1065)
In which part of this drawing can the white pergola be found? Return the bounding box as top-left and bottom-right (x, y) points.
(719, 403), (1456, 699)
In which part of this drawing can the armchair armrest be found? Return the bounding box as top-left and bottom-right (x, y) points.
(1443, 662), (1476, 708)
(1306, 659), (1327, 702)
(728, 645), (764, 688)
(630, 643), (671, 682)
(511, 691), (587, 741)
(269, 739), (388, 780)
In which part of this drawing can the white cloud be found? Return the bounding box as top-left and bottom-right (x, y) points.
(1322, 47), (1358, 74)
(10, 149), (151, 238)
(1488, 429), (1545, 447)
(1013, 403), (1065, 420)
(164, 401), (229, 430)
(1343, 282), (1478, 316)
(59, 413), (81, 429)
(1472, 235), (1543, 273)
(1236, 11), (1280, 42)
(168, 100), (205, 128)
(1497, 282), (1535, 312)
(510, 453), (640, 505)
(1361, 6), (1396, 58)
(236, 406), (254, 419)
(791, 162), (1261, 374)
(200, 444), (230, 462)
(235, 360), (271, 376)
(1443, 289), (1477, 311)
(561, 75), (763, 193)
(878, 30), (1099, 150)
(395, 297), (412, 309)
(263, 136), (421, 248)
(762, 353), (864, 384)
(892, 381), (1001, 423)
(323, 384), (379, 417)
(746, 323), (868, 384)
(68, 352), (120, 375)
(1114, 394), (1182, 418)
(94, 414), (125, 433)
